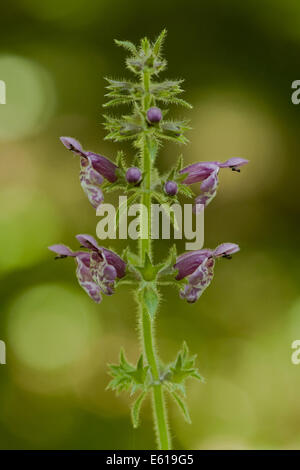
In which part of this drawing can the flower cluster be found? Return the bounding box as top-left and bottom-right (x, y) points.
(49, 234), (125, 303)
(60, 137), (118, 208)
(181, 157), (248, 210)
(175, 243), (240, 303)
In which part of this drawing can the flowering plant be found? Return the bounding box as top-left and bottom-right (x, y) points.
(49, 30), (248, 449)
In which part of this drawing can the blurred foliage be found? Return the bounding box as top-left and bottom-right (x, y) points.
(0, 0), (299, 450)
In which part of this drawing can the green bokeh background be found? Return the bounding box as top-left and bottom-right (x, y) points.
(0, 0), (299, 450)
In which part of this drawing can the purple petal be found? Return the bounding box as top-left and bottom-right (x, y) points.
(188, 257), (214, 285)
(60, 136), (118, 182)
(103, 248), (126, 278)
(218, 158), (249, 169)
(103, 265), (117, 281)
(179, 257), (215, 303)
(48, 244), (76, 257)
(89, 251), (115, 296)
(75, 254), (102, 303)
(80, 157), (104, 208)
(60, 137), (86, 156)
(75, 235), (126, 279)
(81, 181), (104, 209)
(175, 249), (213, 280)
(76, 234), (101, 251)
(200, 170), (218, 193)
(191, 168), (220, 210)
(180, 162), (219, 185)
(87, 152), (118, 183)
(213, 243), (240, 258)
(76, 252), (90, 267)
(179, 286), (199, 303)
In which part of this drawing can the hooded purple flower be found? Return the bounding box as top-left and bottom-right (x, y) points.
(180, 158), (248, 210)
(60, 137), (118, 209)
(48, 234), (126, 303)
(174, 243), (240, 303)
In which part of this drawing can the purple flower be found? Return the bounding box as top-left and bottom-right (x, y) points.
(164, 180), (178, 196)
(126, 167), (142, 184)
(147, 107), (162, 123)
(60, 137), (118, 208)
(174, 243), (240, 303)
(180, 158), (249, 209)
(48, 234), (126, 303)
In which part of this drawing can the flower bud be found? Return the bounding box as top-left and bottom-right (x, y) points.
(147, 106), (162, 123)
(164, 180), (178, 196)
(126, 167), (142, 184)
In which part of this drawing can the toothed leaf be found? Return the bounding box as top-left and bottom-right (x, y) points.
(114, 39), (137, 55)
(131, 390), (148, 428)
(170, 390), (191, 424)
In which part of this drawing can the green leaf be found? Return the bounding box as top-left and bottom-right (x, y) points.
(157, 244), (177, 279)
(142, 284), (160, 319)
(134, 251), (165, 282)
(141, 37), (151, 55)
(137, 253), (156, 281)
(170, 390), (191, 424)
(131, 390), (148, 428)
(122, 247), (140, 265)
(177, 184), (194, 199)
(103, 97), (134, 108)
(158, 133), (189, 145)
(156, 97), (193, 109)
(114, 39), (137, 55)
(144, 253), (156, 281)
(126, 57), (144, 75)
(150, 79), (184, 96)
(151, 168), (161, 187)
(103, 113), (144, 142)
(115, 150), (127, 169)
(129, 354), (149, 390)
(107, 351), (149, 395)
(101, 181), (126, 194)
(151, 190), (167, 205)
(175, 154), (184, 172)
(166, 342), (205, 394)
(146, 136), (159, 163)
(153, 29), (167, 57)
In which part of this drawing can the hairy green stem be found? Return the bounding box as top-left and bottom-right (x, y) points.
(141, 305), (170, 449)
(140, 137), (152, 262)
(138, 74), (171, 448)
